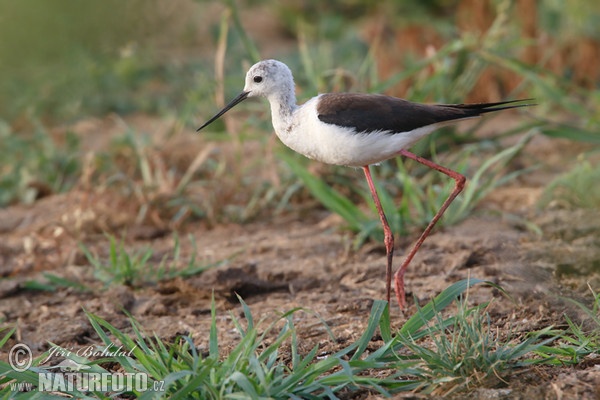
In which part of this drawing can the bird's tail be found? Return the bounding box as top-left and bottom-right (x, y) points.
(439, 99), (536, 115)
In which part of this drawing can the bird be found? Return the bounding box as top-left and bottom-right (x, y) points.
(197, 59), (533, 309)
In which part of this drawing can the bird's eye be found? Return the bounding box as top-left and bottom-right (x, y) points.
(253, 76), (263, 83)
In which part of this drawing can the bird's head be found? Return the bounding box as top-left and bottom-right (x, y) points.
(197, 59), (293, 132)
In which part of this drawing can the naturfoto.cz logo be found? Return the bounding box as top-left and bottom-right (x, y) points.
(8, 343), (165, 394)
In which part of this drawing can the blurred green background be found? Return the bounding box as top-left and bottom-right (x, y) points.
(1, 0), (597, 121)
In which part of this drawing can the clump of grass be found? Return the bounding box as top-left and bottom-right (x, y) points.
(95, 117), (292, 227)
(80, 233), (223, 287)
(21, 272), (91, 293)
(538, 156), (600, 210)
(536, 285), (600, 365)
(0, 122), (80, 207)
(397, 301), (554, 395)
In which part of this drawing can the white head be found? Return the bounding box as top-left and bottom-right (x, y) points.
(243, 59), (294, 100)
(197, 59), (295, 131)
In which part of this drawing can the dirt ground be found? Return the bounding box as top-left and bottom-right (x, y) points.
(1, 115), (599, 399)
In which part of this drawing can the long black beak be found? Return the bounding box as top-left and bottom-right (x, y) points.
(196, 91), (250, 132)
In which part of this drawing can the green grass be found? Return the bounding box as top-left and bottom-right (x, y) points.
(2, 280), (599, 398)
(80, 233), (225, 287)
(397, 302), (553, 395)
(20, 272), (91, 293)
(13, 233), (225, 293)
(0, 123), (80, 206)
(536, 286), (600, 365)
(538, 156), (600, 210)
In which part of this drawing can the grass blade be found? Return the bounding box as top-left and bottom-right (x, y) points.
(400, 278), (489, 337)
(281, 152), (369, 230)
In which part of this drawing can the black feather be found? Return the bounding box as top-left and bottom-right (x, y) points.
(317, 93), (534, 134)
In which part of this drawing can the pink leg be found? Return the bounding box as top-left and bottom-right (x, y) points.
(362, 166), (394, 304)
(394, 149), (466, 309)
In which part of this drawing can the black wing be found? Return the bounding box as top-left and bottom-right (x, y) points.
(316, 93), (533, 133)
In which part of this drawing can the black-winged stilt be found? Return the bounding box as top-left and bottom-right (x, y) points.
(197, 59), (532, 309)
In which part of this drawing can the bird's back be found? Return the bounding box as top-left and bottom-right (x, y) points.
(316, 93), (528, 134)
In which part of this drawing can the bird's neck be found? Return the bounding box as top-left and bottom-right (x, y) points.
(268, 86), (297, 135)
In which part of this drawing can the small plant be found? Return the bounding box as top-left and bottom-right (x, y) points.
(538, 157), (600, 209)
(80, 233), (223, 287)
(0, 122), (80, 207)
(21, 272), (91, 293)
(536, 285), (600, 365)
(396, 301), (555, 395)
